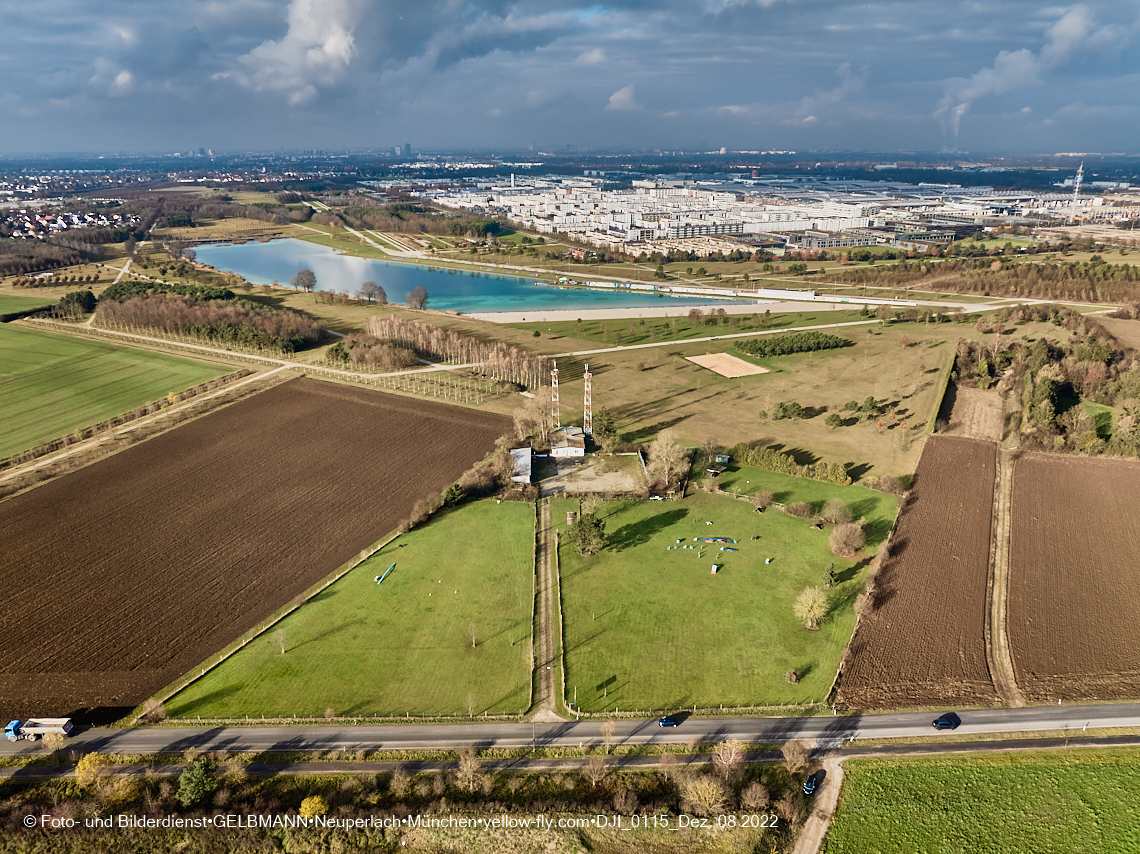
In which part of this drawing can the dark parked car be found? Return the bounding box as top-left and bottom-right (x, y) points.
(803, 771), (820, 796)
(658, 716), (680, 727)
(932, 712), (961, 731)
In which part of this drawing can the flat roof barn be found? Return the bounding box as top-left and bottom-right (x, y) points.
(510, 447), (532, 483)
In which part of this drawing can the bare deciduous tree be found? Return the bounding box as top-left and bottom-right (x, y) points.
(513, 388), (555, 442)
(389, 767), (410, 797)
(681, 776), (729, 817)
(794, 587), (829, 630)
(601, 721), (616, 754)
(822, 498), (853, 524)
(781, 739), (811, 774)
(829, 522), (866, 557)
(583, 755), (607, 788)
(468, 623), (479, 648)
(456, 747), (483, 792)
(291, 268), (317, 292)
(646, 429), (688, 488)
(143, 699), (167, 724)
(711, 739), (744, 781)
(741, 781), (771, 810)
(274, 629), (287, 654)
(775, 792), (804, 824)
(753, 491), (774, 510)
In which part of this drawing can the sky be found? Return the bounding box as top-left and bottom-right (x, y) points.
(1, 0), (1138, 156)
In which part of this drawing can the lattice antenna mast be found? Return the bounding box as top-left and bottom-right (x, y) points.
(1069, 162), (1084, 225)
(583, 363), (593, 435)
(551, 361), (560, 429)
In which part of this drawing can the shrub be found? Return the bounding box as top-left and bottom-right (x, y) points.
(784, 501), (813, 519)
(773, 400), (805, 420)
(299, 795), (329, 818)
(821, 498), (853, 524)
(829, 522), (866, 557)
(177, 758), (217, 807)
(752, 491), (773, 510)
(741, 781), (771, 810)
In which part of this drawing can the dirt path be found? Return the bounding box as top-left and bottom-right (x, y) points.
(989, 447), (1025, 708)
(530, 497), (564, 722)
(793, 756), (844, 854)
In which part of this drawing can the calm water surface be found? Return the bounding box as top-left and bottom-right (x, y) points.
(194, 239), (750, 314)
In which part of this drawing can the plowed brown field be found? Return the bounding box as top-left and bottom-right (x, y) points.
(1008, 453), (1140, 702)
(0, 377), (508, 720)
(838, 436), (999, 709)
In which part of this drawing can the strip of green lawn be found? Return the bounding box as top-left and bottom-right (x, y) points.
(0, 294), (58, 316)
(556, 481), (896, 713)
(167, 499), (536, 719)
(824, 750), (1140, 853)
(0, 323), (230, 458)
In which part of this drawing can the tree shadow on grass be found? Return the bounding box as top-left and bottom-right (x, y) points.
(607, 508), (690, 551)
(165, 684), (244, 718)
(291, 618), (366, 650)
(768, 444), (820, 466)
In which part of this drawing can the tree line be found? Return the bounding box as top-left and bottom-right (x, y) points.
(833, 254), (1140, 303)
(367, 316), (550, 389)
(95, 292), (322, 354)
(735, 330), (850, 358)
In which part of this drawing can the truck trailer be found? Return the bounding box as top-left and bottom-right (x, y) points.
(4, 719), (73, 741)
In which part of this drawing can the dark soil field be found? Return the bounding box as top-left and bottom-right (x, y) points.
(838, 436), (999, 709)
(1008, 453), (1140, 702)
(0, 377), (509, 721)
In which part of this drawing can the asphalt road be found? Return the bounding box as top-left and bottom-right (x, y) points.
(5, 703), (1140, 758)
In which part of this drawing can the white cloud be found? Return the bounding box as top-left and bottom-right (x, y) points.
(576, 47), (607, 65)
(605, 84), (641, 111)
(935, 4), (1126, 145)
(788, 61), (867, 124)
(234, 0), (364, 105)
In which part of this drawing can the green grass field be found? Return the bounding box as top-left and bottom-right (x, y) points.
(823, 750), (1140, 853)
(510, 309), (867, 347)
(0, 294), (57, 315)
(715, 467), (898, 544)
(166, 500), (536, 719)
(555, 485), (897, 713)
(0, 323), (231, 458)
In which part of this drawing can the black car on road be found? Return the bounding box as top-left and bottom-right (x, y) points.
(932, 712), (962, 731)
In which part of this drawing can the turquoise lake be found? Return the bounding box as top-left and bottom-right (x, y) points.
(193, 239), (750, 314)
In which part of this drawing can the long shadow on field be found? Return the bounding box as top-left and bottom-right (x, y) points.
(563, 629), (608, 656)
(846, 463), (873, 482)
(164, 684), (243, 717)
(292, 618), (366, 650)
(607, 508), (689, 552)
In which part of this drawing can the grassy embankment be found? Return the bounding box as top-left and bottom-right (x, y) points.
(554, 485), (897, 713)
(824, 749), (1140, 853)
(167, 499), (536, 719)
(0, 323), (231, 458)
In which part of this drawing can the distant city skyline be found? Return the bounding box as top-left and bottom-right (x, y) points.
(1, 1), (1137, 156)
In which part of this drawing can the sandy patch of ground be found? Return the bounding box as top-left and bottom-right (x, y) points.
(942, 385), (1004, 442)
(687, 352), (770, 378)
(536, 454), (646, 495)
